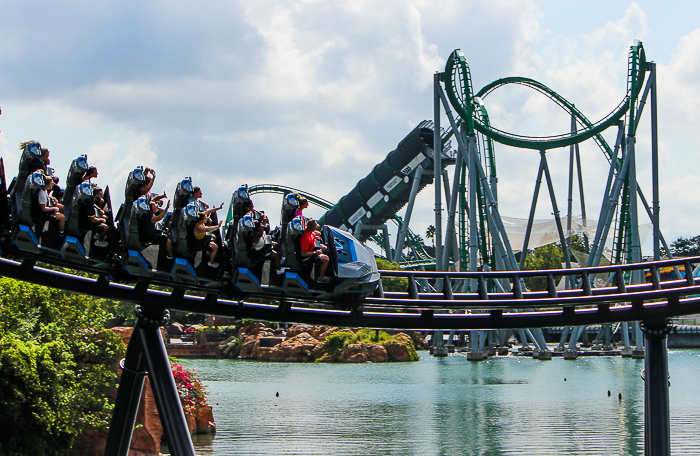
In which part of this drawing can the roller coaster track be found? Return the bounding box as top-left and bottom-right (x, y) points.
(247, 184), (335, 211)
(443, 41), (650, 274)
(445, 41), (646, 150)
(1, 255), (698, 330)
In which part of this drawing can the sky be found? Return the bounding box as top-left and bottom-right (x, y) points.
(1, 0), (699, 257)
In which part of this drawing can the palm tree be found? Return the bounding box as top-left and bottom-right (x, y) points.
(426, 225), (436, 246)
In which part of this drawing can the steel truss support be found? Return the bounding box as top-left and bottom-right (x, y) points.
(567, 110), (589, 258)
(394, 165), (425, 262)
(641, 318), (672, 456)
(434, 72), (443, 268)
(650, 62), (660, 262)
(105, 306), (195, 456)
(587, 127), (633, 271)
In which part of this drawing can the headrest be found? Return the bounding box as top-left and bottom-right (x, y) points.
(290, 215), (305, 234)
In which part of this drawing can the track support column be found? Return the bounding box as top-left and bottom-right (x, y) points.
(641, 318), (672, 456)
(105, 314), (149, 456)
(104, 305), (195, 456)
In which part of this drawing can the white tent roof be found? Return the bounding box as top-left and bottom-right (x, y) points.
(499, 214), (653, 253)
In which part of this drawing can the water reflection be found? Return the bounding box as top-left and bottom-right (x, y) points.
(175, 350), (700, 455)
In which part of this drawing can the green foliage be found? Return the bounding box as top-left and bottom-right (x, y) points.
(100, 299), (138, 327)
(169, 311), (207, 325)
(375, 258), (408, 292)
(324, 329), (397, 353)
(570, 234), (588, 253)
(408, 331), (427, 349)
(197, 326), (218, 334)
(222, 336), (245, 358)
(669, 235), (700, 257)
(0, 278), (125, 456)
(523, 243), (563, 291)
(425, 225), (436, 245)
(324, 331), (355, 353)
(354, 328), (392, 343)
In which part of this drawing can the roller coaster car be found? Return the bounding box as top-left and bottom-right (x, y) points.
(60, 181), (102, 263)
(170, 177), (194, 245)
(324, 225), (380, 299)
(278, 192), (300, 264)
(277, 217), (380, 300)
(62, 155), (89, 219)
(116, 167), (148, 244)
(169, 201), (221, 284)
(278, 216), (318, 293)
(122, 196), (159, 277)
(224, 184), (252, 264)
(234, 211), (269, 292)
(12, 171), (49, 253)
(8, 142), (44, 221)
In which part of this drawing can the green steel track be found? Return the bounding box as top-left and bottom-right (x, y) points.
(445, 41), (647, 150)
(445, 41), (648, 271)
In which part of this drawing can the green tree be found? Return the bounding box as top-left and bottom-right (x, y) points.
(375, 258), (408, 292)
(569, 234), (588, 253)
(669, 235), (700, 257)
(523, 243), (563, 291)
(0, 278), (125, 456)
(425, 225), (436, 246)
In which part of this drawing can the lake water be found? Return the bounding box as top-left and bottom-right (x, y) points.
(176, 349), (700, 455)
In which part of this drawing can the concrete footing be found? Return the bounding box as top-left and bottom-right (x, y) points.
(533, 349), (553, 360)
(497, 347), (510, 356)
(431, 347), (449, 357)
(632, 348), (645, 359)
(620, 347), (634, 358)
(467, 350), (485, 361)
(563, 349), (578, 360)
(486, 346), (497, 356)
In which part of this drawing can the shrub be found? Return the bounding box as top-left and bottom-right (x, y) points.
(375, 258), (408, 292)
(355, 328), (392, 343)
(324, 331), (355, 353)
(220, 325), (239, 336)
(222, 336), (245, 358)
(0, 278), (125, 455)
(171, 363), (209, 414)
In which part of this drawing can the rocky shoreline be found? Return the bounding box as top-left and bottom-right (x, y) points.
(221, 323), (424, 362)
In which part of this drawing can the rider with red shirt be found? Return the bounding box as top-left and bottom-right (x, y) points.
(300, 219), (330, 283)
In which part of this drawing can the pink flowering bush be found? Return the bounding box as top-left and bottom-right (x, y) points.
(171, 363), (209, 413)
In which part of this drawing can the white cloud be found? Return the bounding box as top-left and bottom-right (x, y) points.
(0, 0), (698, 256)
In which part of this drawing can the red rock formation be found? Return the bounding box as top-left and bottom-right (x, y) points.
(338, 343), (368, 362)
(365, 343), (389, 362)
(285, 325), (333, 339)
(383, 340), (412, 361)
(233, 324), (420, 363)
(238, 321), (268, 337)
(263, 332), (321, 362)
(193, 406), (216, 434)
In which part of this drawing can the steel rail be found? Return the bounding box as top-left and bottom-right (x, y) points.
(0, 255), (698, 331)
(444, 42), (647, 150)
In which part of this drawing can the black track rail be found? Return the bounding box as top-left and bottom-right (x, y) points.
(1, 256), (699, 330)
